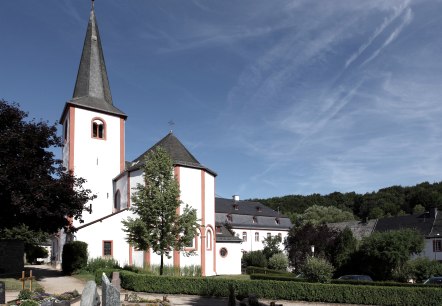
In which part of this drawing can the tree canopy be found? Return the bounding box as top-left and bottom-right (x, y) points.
(122, 147), (198, 275)
(298, 205), (355, 225)
(0, 100), (95, 240)
(356, 228), (424, 280)
(255, 182), (442, 222)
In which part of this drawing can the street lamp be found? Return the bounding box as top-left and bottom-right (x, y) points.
(311, 245), (315, 257)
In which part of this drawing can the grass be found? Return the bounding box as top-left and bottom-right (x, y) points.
(72, 272), (95, 283)
(209, 274), (251, 280)
(0, 277), (42, 291)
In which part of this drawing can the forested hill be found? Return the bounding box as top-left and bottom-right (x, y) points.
(253, 181), (442, 222)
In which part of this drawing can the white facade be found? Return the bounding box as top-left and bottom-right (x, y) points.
(233, 229), (287, 253)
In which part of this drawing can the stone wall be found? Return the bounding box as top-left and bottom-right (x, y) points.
(0, 240), (24, 275)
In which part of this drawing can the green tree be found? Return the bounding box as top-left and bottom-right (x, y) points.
(413, 204), (425, 214)
(242, 250), (267, 268)
(0, 100), (95, 240)
(262, 235), (282, 260)
(122, 147), (198, 275)
(285, 223), (339, 270)
(358, 229), (424, 280)
(332, 227), (357, 274)
(298, 205), (355, 225)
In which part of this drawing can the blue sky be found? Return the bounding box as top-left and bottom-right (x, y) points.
(1, 0), (442, 199)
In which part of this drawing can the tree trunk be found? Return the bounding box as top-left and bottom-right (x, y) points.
(160, 253), (164, 275)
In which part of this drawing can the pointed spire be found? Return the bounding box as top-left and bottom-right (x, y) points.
(73, 2), (113, 105)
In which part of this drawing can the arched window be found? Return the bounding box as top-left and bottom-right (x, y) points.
(242, 232), (247, 242)
(114, 190), (121, 211)
(255, 232), (259, 242)
(91, 118), (105, 139)
(206, 229), (212, 250)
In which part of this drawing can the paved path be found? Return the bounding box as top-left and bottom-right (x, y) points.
(5, 265), (364, 306)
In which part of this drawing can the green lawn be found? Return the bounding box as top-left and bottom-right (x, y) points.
(0, 277), (42, 291)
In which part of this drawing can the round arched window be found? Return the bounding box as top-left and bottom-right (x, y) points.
(219, 247), (228, 258)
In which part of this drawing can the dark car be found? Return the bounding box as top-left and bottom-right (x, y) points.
(338, 275), (373, 281)
(424, 276), (442, 285)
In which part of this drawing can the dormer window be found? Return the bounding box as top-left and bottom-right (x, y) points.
(227, 214), (232, 222)
(92, 118), (105, 139)
(233, 204), (239, 210)
(216, 226), (222, 234)
(252, 216), (257, 224)
(275, 218), (280, 225)
(256, 206), (262, 212)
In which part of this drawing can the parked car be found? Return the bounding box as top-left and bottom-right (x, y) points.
(423, 276), (442, 285)
(338, 275), (373, 281)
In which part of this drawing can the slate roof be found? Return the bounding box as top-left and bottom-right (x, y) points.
(328, 220), (377, 240)
(127, 132), (216, 176)
(215, 197), (292, 230)
(61, 6), (126, 121)
(215, 225), (242, 243)
(374, 209), (439, 237)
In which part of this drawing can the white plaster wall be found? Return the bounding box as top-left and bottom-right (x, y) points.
(232, 229), (288, 253)
(132, 249), (144, 268)
(216, 243), (242, 275)
(420, 238), (442, 261)
(204, 173), (216, 276)
(75, 209), (132, 266)
(72, 108), (123, 225)
(62, 115), (70, 168)
(179, 167), (202, 218)
(114, 173), (128, 210)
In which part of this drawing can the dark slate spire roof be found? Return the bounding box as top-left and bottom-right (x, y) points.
(63, 5), (126, 119)
(129, 132), (217, 176)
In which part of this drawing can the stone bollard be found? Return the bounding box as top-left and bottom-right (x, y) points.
(81, 281), (100, 306)
(111, 272), (121, 292)
(102, 273), (120, 306)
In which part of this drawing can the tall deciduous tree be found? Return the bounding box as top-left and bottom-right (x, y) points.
(122, 147), (198, 275)
(0, 100), (95, 240)
(285, 223), (339, 270)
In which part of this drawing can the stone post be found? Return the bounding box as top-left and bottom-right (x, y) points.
(102, 273), (120, 306)
(80, 281), (100, 306)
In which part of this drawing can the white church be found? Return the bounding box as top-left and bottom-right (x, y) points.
(52, 3), (292, 276)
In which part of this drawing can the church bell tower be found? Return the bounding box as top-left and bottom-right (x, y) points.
(60, 1), (127, 225)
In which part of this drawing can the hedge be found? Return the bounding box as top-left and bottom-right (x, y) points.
(250, 274), (439, 288)
(245, 266), (290, 275)
(119, 271), (442, 306)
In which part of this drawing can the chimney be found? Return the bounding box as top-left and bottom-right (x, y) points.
(233, 195), (239, 202)
(429, 207), (438, 218)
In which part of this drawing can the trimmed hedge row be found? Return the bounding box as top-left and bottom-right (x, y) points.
(119, 271), (442, 306)
(245, 266), (290, 275)
(250, 273), (438, 288)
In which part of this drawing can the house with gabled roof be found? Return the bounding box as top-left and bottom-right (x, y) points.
(215, 197), (292, 254)
(329, 208), (442, 261)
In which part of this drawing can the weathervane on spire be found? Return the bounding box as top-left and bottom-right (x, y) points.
(91, 0), (95, 9)
(168, 120), (175, 133)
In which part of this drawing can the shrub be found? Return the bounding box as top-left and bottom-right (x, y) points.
(19, 300), (39, 306)
(300, 257), (334, 283)
(395, 257), (442, 283)
(242, 251), (267, 268)
(245, 266), (290, 275)
(119, 271), (442, 305)
(62, 241), (88, 275)
(86, 257), (120, 273)
(18, 290), (33, 300)
(268, 253), (288, 271)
